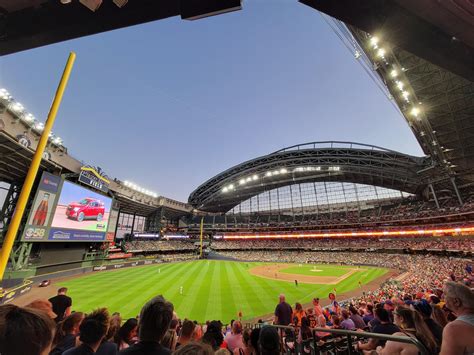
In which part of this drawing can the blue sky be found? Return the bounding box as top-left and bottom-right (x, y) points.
(0, 0), (423, 202)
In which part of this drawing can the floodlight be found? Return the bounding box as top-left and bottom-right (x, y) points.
(246, 177), (252, 182)
(390, 69), (398, 78)
(23, 113), (35, 123)
(239, 179), (246, 185)
(0, 88), (11, 100)
(229, 184), (234, 189)
(34, 122), (44, 131)
(370, 36), (379, 47)
(79, 0), (102, 12)
(265, 172), (272, 177)
(10, 102), (24, 113)
(377, 48), (385, 57)
(401, 91), (409, 99)
(396, 81), (404, 90)
(280, 168), (287, 174)
(222, 187), (228, 193)
(273, 170), (280, 175)
(180, 0), (242, 20)
(252, 175), (258, 180)
(410, 107), (420, 117)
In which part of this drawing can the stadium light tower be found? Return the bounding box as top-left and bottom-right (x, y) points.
(180, 0), (242, 20)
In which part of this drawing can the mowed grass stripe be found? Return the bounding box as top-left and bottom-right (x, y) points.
(60, 261), (388, 322)
(204, 261), (224, 321)
(225, 262), (258, 318)
(229, 262), (267, 316)
(154, 261), (203, 311)
(92, 264), (182, 309)
(189, 261), (216, 321)
(175, 261), (214, 318)
(219, 260), (237, 318)
(64, 263), (189, 316)
(168, 261), (208, 312)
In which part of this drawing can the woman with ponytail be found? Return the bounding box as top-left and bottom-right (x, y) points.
(380, 306), (438, 355)
(50, 312), (85, 355)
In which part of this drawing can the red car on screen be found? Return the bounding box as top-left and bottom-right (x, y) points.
(66, 198), (105, 222)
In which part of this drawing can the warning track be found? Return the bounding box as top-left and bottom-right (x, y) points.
(249, 264), (366, 285)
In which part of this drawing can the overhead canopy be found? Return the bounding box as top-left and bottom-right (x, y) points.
(299, 0), (474, 81)
(0, 0), (241, 56)
(300, 0), (474, 185)
(189, 142), (430, 213)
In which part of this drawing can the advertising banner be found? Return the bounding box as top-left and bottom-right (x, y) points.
(92, 259), (161, 272)
(0, 281), (33, 305)
(78, 165), (110, 193)
(22, 172), (61, 241)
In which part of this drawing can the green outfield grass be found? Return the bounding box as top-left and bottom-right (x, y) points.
(279, 264), (352, 277)
(59, 260), (387, 323)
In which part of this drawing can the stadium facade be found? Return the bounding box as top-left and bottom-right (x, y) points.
(0, 0), (473, 296)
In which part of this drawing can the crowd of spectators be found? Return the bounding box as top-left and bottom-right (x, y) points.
(124, 240), (196, 253)
(197, 197), (474, 230)
(218, 250), (473, 297)
(212, 237), (474, 252)
(1, 237), (473, 354)
(1, 278), (473, 355)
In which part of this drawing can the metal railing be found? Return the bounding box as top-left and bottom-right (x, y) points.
(253, 324), (430, 355)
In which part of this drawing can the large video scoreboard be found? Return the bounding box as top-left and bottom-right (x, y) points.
(21, 172), (118, 242)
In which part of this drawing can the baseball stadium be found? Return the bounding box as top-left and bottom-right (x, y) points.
(0, 1), (473, 355)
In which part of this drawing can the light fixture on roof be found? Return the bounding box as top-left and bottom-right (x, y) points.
(124, 180), (158, 197)
(376, 48), (385, 58)
(396, 81), (404, 90)
(280, 168), (287, 174)
(34, 122), (45, 132)
(252, 174), (258, 180)
(410, 107), (420, 117)
(370, 36), (379, 48)
(79, 0), (102, 11)
(265, 172), (272, 177)
(10, 102), (24, 114)
(180, 0), (242, 20)
(228, 184), (234, 189)
(390, 69), (398, 78)
(246, 177), (252, 182)
(23, 113), (35, 123)
(239, 179), (246, 185)
(401, 91), (409, 99)
(273, 170), (280, 175)
(0, 88), (11, 100)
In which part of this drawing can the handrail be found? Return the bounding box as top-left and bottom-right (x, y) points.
(310, 327), (430, 354)
(259, 324), (430, 355)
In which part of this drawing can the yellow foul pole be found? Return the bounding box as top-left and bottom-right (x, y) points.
(199, 217), (204, 258)
(0, 52), (76, 281)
